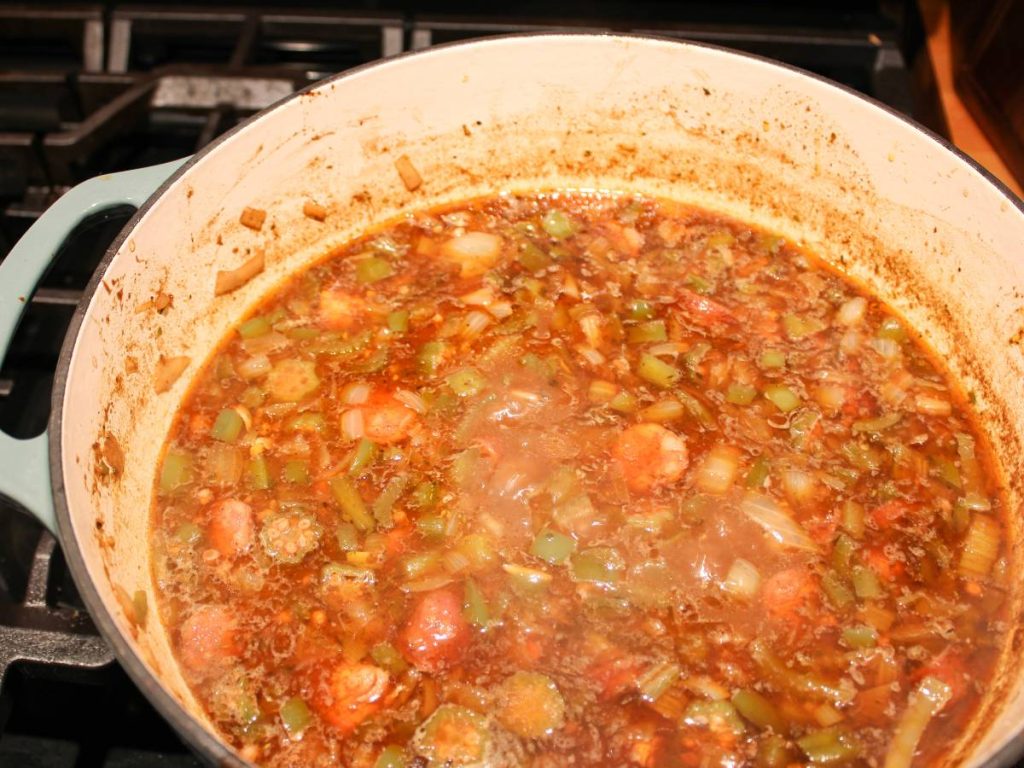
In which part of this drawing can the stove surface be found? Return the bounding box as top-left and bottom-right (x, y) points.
(0, 2), (935, 765)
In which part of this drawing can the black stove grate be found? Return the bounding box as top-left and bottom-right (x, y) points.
(0, 2), (934, 765)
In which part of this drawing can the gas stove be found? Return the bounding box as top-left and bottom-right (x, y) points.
(0, 2), (938, 765)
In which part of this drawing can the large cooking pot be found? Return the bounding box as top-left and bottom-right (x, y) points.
(0, 34), (1022, 767)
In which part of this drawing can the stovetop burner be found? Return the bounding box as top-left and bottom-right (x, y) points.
(0, 2), (939, 764)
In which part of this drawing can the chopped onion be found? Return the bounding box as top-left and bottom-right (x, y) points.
(839, 330), (862, 354)
(883, 677), (952, 768)
(740, 492), (818, 552)
(488, 301), (513, 319)
(460, 286), (495, 306)
(781, 468), (818, 508)
(232, 404), (253, 430)
(441, 231), (503, 277)
(722, 558), (761, 599)
(341, 409), (365, 441)
(236, 354), (271, 380)
(462, 310), (492, 338)
(562, 272), (581, 299)
(588, 380), (618, 403)
(914, 393), (952, 416)
(394, 388), (427, 414)
(639, 398), (685, 423)
(647, 342), (687, 358)
(812, 384), (847, 412)
(696, 445), (741, 495)
(578, 313), (603, 347)
(341, 381), (372, 405)
(835, 296), (867, 326)
(576, 345), (606, 366)
(871, 337), (901, 360)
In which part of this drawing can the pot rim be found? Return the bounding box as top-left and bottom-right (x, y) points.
(47, 31), (1024, 766)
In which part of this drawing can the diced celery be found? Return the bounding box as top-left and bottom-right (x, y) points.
(336, 522), (359, 551)
(732, 689), (785, 732)
(518, 242), (552, 272)
(639, 398), (685, 423)
(502, 563), (552, 594)
(627, 320), (668, 344)
(821, 571), (855, 609)
(400, 551), (442, 581)
(356, 255), (394, 283)
(745, 455), (770, 489)
(372, 475), (407, 529)
(456, 534), (497, 571)
(348, 438), (377, 475)
(175, 522), (202, 545)
(932, 458), (962, 489)
(238, 315), (271, 339)
(416, 514), (446, 540)
(637, 353), (680, 388)
(410, 480), (438, 510)
(877, 317), (907, 343)
(413, 705), (490, 765)
(758, 734), (794, 768)
(783, 314), (826, 338)
(160, 450), (193, 494)
(760, 349), (786, 369)
(763, 385), (800, 413)
(852, 412), (902, 436)
(608, 390), (638, 413)
(832, 534), (857, 580)
(797, 727), (861, 764)
(462, 578), (490, 626)
(246, 455), (271, 490)
(842, 442), (884, 472)
(541, 209), (574, 239)
(851, 565), (884, 599)
(417, 341), (447, 377)
(841, 500), (865, 538)
(286, 412), (326, 434)
(386, 310), (409, 333)
(628, 299), (655, 320)
(683, 341), (711, 370)
(637, 662), (681, 702)
(530, 528), (577, 565)
(682, 700), (746, 736)
(375, 745), (407, 768)
(280, 696), (311, 737)
(789, 410), (820, 447)
(210, 408), (245, 443)
(841, 624), (878, 649)
(570, 547), (625, 584)
(283, 459), (309, 485)
(726, 382), (758, 405)
(686, 274), (713, 295)
(330, 475), (375, 532)
(446, 368), (487, 397)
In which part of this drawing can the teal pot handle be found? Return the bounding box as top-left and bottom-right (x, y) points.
(0, 159), (188, 533)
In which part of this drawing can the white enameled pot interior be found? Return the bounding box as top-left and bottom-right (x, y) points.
(57, 35), (1024, 765)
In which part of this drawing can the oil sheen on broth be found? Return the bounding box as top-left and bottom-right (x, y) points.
(151, 193), (1009, 768)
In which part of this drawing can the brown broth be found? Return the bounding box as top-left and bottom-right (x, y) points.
(151, 192), (1010, 768)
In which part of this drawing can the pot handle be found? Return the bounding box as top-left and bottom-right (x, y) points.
(0, 159), (188, 533)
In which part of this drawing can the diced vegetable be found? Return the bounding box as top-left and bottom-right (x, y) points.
(330, 475), (375, 532)
(356, 255), (395, 284)
(280, 696), (312, 738)
(530, 528), (577, 565)
(883, 676), (952, 768)
(462, 578), (490, 626)
(763, 384), (801, 413)
(608, 390), (638, 413)
(412, 705), (491, 765)
(267, 359), (320, 402)
(841, 500), (865, 538)
(639, 398), (685, 423)
(783, 314), (827, 338)
(695, 444), (741, 494)
(636, 353), (681, 388)
(517, 241), (552, 272)
(370, 642), (408, 674)
(238, 315), (271, 339)
(731, 689), (785, 732)
(628, 299), (655, 320)
(541, 209), (575, 239)
(206, 444), (244, 486)
(627, 320), (668, 344)
(503, 563), (553, 594)
(722, 558), (761, 599)
(348, 438), (378, 475)
(760, 349), (786, 368)
(497, 671), (566, 738)
(375, 745), (407, 768)
(740, 493), (818, 552)
(446, 368), (486, 397)
(160, 450), (193, 493)
(841, 624), (878, 649)
(387, 310), (409, 334)
(851, 565), (884, 599)
(682, 700), (746, 736)
(797, 727), (861, 763)
(372, 475), (407, 529)
(210, 409), (245, 443)
(637, 661), (681, 702)
(283, 459), (309, 485)
(417, 341), (447, 377)
(745, 455), (770, 489)
(959, 513), (1000, 578)
(260, 511), (322, 564)
(570, 547), (625, 584)
(726, 382), (758, 405)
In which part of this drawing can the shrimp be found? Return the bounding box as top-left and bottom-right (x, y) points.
(206, 498), (254, 558)
(178, 605), (239, 678)
(353, 392), (421, 444)
(400, 588), (470, 672)
(613, 423), (689, 493)
(319, 288), (372, 330)
(314, 662), (391, 734)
